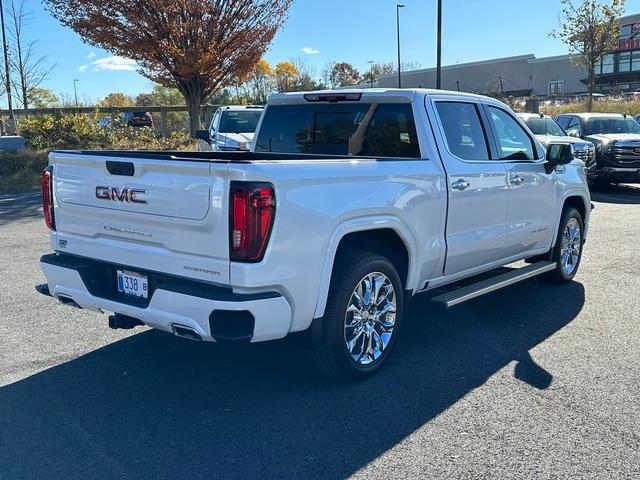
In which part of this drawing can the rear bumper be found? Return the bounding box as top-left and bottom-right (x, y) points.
(39, 253), (292, 343)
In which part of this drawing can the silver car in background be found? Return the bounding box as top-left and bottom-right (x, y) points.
(518, 113), (596, 173)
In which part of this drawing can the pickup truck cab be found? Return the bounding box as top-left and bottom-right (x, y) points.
(556, 112), (640, 184)
(38, 89), (590, 378)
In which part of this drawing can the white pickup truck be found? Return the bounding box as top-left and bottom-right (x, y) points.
(38, 89), (591, 378)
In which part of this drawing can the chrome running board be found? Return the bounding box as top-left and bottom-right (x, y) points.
(431, 261), (556, 309)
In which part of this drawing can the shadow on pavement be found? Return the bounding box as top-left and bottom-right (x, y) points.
(0, 192), (41, 226)
(591, 183), (640, 204)
(0, 279), (585, 480)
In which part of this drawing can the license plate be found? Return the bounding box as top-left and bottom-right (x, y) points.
(117, 270), (148, 298)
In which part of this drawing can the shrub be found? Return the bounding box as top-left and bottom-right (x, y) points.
(541, 99), (640, 117)
(0, 150), (49, 193)
(18, 114), (194, 151)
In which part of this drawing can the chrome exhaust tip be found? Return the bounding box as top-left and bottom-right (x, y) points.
(171, 324), (203, 342)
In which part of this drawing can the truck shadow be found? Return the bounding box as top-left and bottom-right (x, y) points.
(590, 183), (640, 204)
(0, 192), (41, 226)
(0, 279), (584, 480)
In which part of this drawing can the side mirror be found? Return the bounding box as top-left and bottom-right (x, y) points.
(194, 129), (210, 143)
(566, 129), (581, 138)
(545, 143), (574, 173)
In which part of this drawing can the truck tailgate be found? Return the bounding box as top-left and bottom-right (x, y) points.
(50, 152), (230, 285)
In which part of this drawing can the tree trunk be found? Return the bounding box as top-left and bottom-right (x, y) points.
(185, 92), (202, 136)
(587, 63), (594, 113)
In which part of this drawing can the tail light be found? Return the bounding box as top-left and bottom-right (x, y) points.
(41, 167), (55, 230)
(230, 182), (275, 262)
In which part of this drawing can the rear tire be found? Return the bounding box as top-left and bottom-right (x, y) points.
(547, 206), (584, 283)
(309, 251), (404, 379)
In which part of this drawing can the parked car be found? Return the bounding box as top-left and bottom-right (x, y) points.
(120, 111), (153, 128)
(97, 116), (112, 129)
(195, 105), (263, 151)
(38, 89), (590, 379)
(518, 113), (595, 173)
(556, 113), (640, 184)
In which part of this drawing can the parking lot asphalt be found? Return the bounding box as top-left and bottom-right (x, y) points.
(0, 186), (639, 480)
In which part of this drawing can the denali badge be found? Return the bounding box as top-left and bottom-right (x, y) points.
(96, 186), (147, 204)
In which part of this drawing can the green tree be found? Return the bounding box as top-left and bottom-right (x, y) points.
(28, 87), (59, 108)
(135, 84), (184, 106)
(553, 0), (625, 111)
(325, 61), (360, 88)
(98, 92), (134, 107)
(360, 62), (395, 87)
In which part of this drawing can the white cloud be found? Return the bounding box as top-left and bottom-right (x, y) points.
(87, 52), (96, 58)
(301, 47), (320, 55)
(91, 56), (137, 72)
(78, 65), (88, 72)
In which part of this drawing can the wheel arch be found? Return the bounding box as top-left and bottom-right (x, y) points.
(312, 217), (419, 320)
(551, 193), (590, 247)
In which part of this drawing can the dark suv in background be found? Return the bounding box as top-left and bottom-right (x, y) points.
(120, 111), (153, 128)
(556, 113), (640, 184)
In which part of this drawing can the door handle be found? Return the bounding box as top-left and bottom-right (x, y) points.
(511, 174), (525, 186)
(451, 179), (470, 191)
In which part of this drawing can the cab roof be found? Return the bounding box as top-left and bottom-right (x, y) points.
(267, 88), (496, 105)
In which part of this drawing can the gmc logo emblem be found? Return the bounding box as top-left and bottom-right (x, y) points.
(96, 186), (148, 204)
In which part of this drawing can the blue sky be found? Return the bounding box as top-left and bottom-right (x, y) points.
(15, 0), (640, 104)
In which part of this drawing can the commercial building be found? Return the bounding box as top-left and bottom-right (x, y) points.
(375, 13), (640, 97)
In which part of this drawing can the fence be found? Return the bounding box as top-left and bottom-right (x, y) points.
(0, 105), (221, 137)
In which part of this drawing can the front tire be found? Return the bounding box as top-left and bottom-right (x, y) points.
(309, 251), (404, 379)
(547, 206), (584, 283)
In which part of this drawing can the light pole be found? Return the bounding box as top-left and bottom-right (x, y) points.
(436, 0), (442, 89)
(0, 0), (15, 133)
(367, 60), (375, 88)
(73, 79), (79, 108)
(396, 4), (405, 88)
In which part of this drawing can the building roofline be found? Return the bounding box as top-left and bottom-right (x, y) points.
(618, 13), (640, 23)
(377, 52), (580, 79)
(377, 54), (536, 78)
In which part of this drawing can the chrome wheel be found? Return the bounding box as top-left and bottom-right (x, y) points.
(560, 217), (581, 275)
(344, 272), (397, 366)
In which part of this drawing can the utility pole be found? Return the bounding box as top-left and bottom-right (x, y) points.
(499, 75), (504, 94)
(436, 0), (442, 89)
(456, 80), (460, 92)
(367, 60), (375, 88)
(0, 0), (15, 134)
(396, 4), (405, 88)
(73, 79), (79, 108)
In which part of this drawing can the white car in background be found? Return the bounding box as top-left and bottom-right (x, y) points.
(196, 105), (263, 151)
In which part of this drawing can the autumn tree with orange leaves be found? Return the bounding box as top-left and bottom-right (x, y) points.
(44, 0), (293, 134)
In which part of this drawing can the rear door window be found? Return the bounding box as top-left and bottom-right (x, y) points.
(254, 103), (420, 158)
(434, 101), (490, 161)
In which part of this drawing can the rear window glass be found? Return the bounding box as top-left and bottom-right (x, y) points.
(254, 103), (420, 158)
(219, 110), (263, 134)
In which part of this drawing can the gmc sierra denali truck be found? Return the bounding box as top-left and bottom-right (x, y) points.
(38, 89), (591, 379)
(556, 112), (640, 184)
